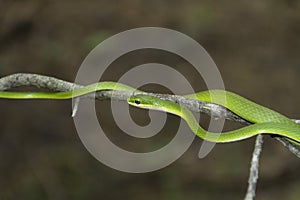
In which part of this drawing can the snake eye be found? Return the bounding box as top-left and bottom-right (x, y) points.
(134, 99), (140, 105)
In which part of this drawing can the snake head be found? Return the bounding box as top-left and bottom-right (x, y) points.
(127, 94), (162, 109)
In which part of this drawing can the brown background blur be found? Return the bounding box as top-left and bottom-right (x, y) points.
(1, 1), (300, 200)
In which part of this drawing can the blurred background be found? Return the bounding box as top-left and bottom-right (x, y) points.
(1, 0), (300, 199)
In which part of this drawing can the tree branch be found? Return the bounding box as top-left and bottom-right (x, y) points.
(0, 73), (299, 156)
(1, 73), (300, 200)
(0, 73), (249, 123)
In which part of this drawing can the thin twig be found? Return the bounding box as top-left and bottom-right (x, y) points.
(244, 134), (264, 200)
(243, 121), (300, 200)
(273, 119), (300, 158)
(274, 137), (300, 158)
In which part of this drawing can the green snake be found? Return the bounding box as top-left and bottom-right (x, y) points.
(1, 81), (300, 144)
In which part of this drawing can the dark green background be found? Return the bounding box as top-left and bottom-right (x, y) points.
(1, 1), (300, 199)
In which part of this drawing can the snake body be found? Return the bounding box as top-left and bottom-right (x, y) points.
(128, 93), (300, 144)
(0, 82), (137, 99)
(1, 81), (299, 144)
